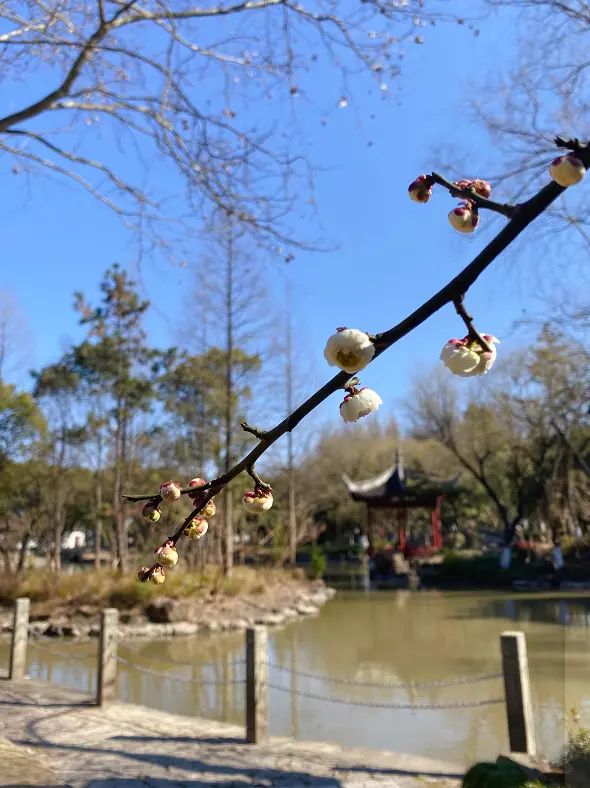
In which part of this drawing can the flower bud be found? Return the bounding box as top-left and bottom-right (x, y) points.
(142, 503), (161, 523)
(340, 387), (382, 423)
(242, 488), (274, 514)
(408, 174), (434, 203)
(448, 201), (479, 233)
(549, 154), (586, 187)
(151, 566), (166, 585)
(324, 328), (375, 374)
(184, 516), (209, 540)
(160, 481), (181, 502)
(137, 567), (151, 582)
(154, 540), (179, 567)
(188, 477), (207, 499)
(202, 499), (216, 517)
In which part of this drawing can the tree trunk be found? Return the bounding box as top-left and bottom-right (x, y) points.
(113, 414), (128, 573)
(222, 230), (234, 577)
(94, 476), (102, 570)
(17, 530), (31, 573)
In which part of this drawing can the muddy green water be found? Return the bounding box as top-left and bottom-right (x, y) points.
(2, 590), (589, 765)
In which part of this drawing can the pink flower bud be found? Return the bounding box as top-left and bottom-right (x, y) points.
(160, 481), (181, 502)
(137, 567), (151, 582)
(549, 154), (586, 187)
(142, 503), (161, 523)
(188, 477), (207, 499)
(184, 516), (209, 540)
(408, 174), (434, 203)
(151, 566), (166, 585)
(448, 202), (480, 234)
(154, 540), (179, 567)
(242, 488), (274, 514)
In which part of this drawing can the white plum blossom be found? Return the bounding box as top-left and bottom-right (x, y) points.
(324, 328), (375, 374)
(160, 480), (181, 502)
(340, 387), (382, 423)
(154, 540), (179, 567)
(549, 154), (586, 187)
(440, 335), (500, 377)
(242, 488), (274, 513)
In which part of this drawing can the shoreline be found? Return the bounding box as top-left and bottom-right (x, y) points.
(0, 579), (337, 640)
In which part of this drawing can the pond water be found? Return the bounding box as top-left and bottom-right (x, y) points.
(2, 590), (589, 766)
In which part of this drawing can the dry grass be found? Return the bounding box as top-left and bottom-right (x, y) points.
(0, 566), (303, 609)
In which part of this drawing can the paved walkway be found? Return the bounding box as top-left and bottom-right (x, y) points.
(0, 678), (464, 788)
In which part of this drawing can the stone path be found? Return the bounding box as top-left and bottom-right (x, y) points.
(0, 678), (464, 788)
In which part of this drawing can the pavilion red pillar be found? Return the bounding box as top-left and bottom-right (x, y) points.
(431, 497), (443, 550)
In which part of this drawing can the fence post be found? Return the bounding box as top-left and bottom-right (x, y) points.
(96, 608), (118, 706)
(245, 626), (268, 744)
(8, 597), (30, 681)
(501, 631), (536, 755)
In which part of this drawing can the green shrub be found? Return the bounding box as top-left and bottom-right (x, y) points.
(462, 762), (528, 787)
(307, 546), (327, 579)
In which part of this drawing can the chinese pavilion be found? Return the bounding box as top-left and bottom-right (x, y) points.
(342, 450), (458, 553)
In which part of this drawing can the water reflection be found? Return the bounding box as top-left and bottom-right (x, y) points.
(1, 590), (587, 766)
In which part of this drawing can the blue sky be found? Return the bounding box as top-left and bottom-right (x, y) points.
(1, 4), (548, 441)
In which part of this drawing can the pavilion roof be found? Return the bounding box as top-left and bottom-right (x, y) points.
(342, 449), (459, 508)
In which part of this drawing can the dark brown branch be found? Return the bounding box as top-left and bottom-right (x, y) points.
(453, 295), (492, 353)
(241, 422), (268, 440)
(125, 141), (589, 568)
(246, 464), (272, 491)
(430, 172), (518, 219)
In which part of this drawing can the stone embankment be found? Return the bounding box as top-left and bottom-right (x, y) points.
(0, 580), (336, 640)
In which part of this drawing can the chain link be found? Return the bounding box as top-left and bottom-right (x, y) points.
(267, 682), (504, 710)
(112, 653), (246, 685)
(268, 663), (503, 689)
(114, 638), (245, 668)
(28, 639), (97, 660)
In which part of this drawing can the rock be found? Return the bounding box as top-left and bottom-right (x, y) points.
(43, 621), (66, 637)
(29, 612), (51, 622)
(88, 624), (101, 638)
(61, 623), (81, 638)
(496, 753), (553, 781)
(171, 622), (199, 636)
(281, 608), (298, 619)
(254, 613), (285, 626)
(77, 604), (98, 618)
(200, 620), (220, 634)
(144, 597), (195, 624)
(296, 603), (319, 616)
(2, 622), (13, 633)
(229, 618), (250, 630)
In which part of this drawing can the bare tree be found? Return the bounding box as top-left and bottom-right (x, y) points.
(0, 289), (34, 382)
(0, 0), (449, 253)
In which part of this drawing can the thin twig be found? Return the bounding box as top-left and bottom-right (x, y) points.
(241, 422), (268, 440)
(430, 172), (518, 219)
(453, 295), (492, 353)
(246, 465), (272, 491)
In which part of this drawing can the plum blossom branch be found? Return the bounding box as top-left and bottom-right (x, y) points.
(125, 136), (590, 579)
(453, 295), (492, 353)
(430, 172), (517, 219)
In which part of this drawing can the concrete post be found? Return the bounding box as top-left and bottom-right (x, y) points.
(245, 626), (268, 744)
(501, 631), (536, 754)
(96, 608), (118, 705)
(8, 597), (30, 680)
